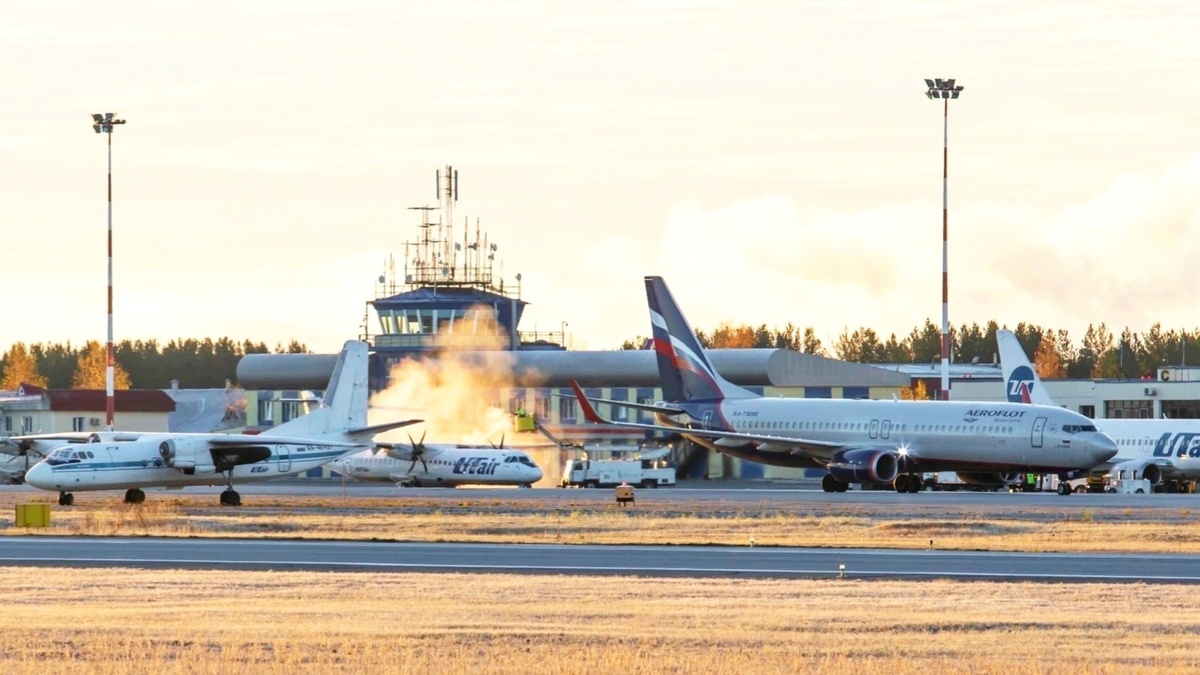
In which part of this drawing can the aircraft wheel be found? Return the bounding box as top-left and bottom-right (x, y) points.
(220, 489), (241, 507)
(1056, 482), (1071, 496)
(59, 492), (74, 507)
(124, 488), (146, 504)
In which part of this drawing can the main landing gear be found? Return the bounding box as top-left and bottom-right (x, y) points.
(219, 470), (241, 507)
(821, 474), (849, 493)
(893, 474), (922, 493)
(58, 492), (74, 506)
(124, 488), (146, 504)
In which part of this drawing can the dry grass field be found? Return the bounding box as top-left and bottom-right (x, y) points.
(1, 568), (1197, 674)
(1, 489), (1199, 553)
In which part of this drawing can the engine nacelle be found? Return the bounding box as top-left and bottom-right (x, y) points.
(955, 472), (1021, 487)
(159, 438), (217, 475)
(828, 449), (899, 485)
(1108, 460), (1161, 486)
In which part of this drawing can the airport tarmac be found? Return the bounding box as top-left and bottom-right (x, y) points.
(4, 480), (1194, 510)
(1, 536), (1197, 583)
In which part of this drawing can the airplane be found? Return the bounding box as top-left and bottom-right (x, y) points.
(328, 434), (543, 488)
(20, 340), (420, 506)
(567, 276), (1118, 493)
(998, 328), (1200, 493)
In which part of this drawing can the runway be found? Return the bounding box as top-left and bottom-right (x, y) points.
(5, 480), (1194, 510)
(2, 537), (1198, 582)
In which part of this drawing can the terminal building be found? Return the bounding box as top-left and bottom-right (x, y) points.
(953, 365), (1200, 419)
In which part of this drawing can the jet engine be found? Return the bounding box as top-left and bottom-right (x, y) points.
(827, 449), (899, 485)
(955, 472), (1021, 487)
(1108, 460), (1161, 486)
(159, 438), (217, 475)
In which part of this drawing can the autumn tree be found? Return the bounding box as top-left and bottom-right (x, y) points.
(1033, 332), (1066, 379)
(1, 342), (48, 389)
(71, 341), (132, 389)
(899, 379), (930, 400)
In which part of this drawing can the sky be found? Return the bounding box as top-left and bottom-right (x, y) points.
(2, 1), (1199, 357)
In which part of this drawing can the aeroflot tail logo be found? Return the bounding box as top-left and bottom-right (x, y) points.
(1006, 365), (1036, 403)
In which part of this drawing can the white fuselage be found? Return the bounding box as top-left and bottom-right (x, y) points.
(23, 439), (357, 492)
(697, 397), (1116, 472)
(329, 449), (543, 487)
(1092, 419), (1200, 478)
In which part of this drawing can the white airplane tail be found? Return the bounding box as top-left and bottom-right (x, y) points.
(996, 329), (1058, 406)
(265, 340), (370, 439)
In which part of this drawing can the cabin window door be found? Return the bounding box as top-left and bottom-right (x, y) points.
(1031, 417), (1047, 449)
(277, 445), (292, 473)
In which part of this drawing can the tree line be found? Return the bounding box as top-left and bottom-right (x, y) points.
(0, 338), (310, 390)
(623, 320), (1200, 379)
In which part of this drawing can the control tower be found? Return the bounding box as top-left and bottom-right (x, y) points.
(361, 166), (565, 372)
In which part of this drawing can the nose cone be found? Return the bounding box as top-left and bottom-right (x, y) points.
(24, 462), (54, 490)
(1092, 433), (1119, 464)
(528, 465), (544, 483)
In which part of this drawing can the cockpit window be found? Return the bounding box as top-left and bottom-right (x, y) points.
(518, 457), (537, 467)
(1063, 424), (1098, 434)
(45, 448), (82, 466)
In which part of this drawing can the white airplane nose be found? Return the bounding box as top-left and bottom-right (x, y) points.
(24, 462), (53, 490)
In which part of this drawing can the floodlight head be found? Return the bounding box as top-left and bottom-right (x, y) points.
(925, 91), (935, 99)
(951, 91), (960, 99)
(93, 124), (102, 134)
(105, 112), (114, 122)
(924, 79), (935, 88)
(945, 79), (955, 89)
(91, 113), (103, 123)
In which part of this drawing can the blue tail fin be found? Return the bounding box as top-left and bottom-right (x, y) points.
(645, 276), (754, 403)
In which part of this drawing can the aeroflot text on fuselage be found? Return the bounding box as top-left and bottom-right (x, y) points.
(964, 410), (1027, 418)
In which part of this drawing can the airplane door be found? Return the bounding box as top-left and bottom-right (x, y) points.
(277, 445), (292, 473)
(1031, 417), (1047, 449)
(869, 420), (880, 439)
(881, 421), (891, 440)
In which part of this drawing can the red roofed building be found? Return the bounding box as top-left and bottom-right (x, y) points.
(3, 384), (175, 435)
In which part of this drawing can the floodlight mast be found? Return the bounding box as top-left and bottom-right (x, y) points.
(923, 78), (963, 401)
(92, 112), (126, 430)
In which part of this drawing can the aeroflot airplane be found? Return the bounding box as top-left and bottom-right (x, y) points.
(998, 329), (1200, 493)
(19, 340), (419, 506)
(329, 443), (543, 488)
(569, 276), (1118, 493)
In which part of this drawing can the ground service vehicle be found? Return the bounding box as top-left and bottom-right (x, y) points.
(561, 454), (676, 489)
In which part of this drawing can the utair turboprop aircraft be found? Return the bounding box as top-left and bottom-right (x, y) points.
(21, 340), (420, 506)
(998, 328), (1200, 493)
(328, 432), (543, 488)
(568, 276), (1118, 493)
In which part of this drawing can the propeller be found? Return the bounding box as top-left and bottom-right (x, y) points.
(488, 433), (506, 450)
(407, 430), (428, 474)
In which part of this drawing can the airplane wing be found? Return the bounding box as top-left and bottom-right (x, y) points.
(346, 419), (423, 437)
(555, 392), (687, 418)
(568, 381), (843, 460)
(3, 431), (144, 453)
(209, 434), (363, 448)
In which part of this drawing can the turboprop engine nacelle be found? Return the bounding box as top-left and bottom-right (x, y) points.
(159, 438), (217, 475)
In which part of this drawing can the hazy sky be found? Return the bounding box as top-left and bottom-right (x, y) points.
(2, 1), (1199, 356)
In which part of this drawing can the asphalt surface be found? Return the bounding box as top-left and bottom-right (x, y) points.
(0, 537), (1197, 582)
(4, 480), (1194, 509)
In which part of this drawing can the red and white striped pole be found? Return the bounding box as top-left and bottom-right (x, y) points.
(924, 79), (962, 401)
(93, 113), (126, 430)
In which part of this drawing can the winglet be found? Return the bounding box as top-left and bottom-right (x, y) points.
(569, 379), (609, 424)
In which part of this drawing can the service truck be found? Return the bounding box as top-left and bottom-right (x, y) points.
(561, 453), (676, 489)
